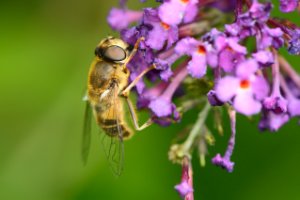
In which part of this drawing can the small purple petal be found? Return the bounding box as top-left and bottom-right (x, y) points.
(108, 8), (142, 31)
(175, 181), (193, 198)
(236, 59), (258, 79)
(216, 76), (239, 102)
(252, 75), (270, 100)
(158, 0), (184, 25)
(288, 29), (300, 55)
(187, 53), (207, 78)
(287, 98), (300, 117)
(252, 50), (274, 66)
(280, 0), (299, 12)
(227, 38), (247, 54)
(263, 96), (288, 114)
(234, 90), (262, 115)
(225, 23), (240, 36)
(149, 97), (172, 117)
(212, 154), (234, 173)
(183, 1), (198, 23)
(219, 48), (244, 73)
(207, 90), (224, 106)
(268, 112), (289, 131)
(175, 37), (198, 55)
(160, 66), (173, 81)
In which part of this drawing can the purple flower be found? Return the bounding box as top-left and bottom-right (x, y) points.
(127, 50), (154, 94)
(148, 65), (187, 119)
(237, 0), (272, 28)
(212, 153), (234, 173)
(143, 8), (179, 50)
(158, 0), (199, 26)
(280, 0), (299, 13)
(175, 37), (208, 78)
(207, 90), (224, 106)
(288, 97), (300, 117)
(175, 181), (193, 198)
(252, 50), (274, 66)
(263, 53), (287, 114)
(263, 96), (287, 114)
(175, 157), (194, 199)
(258, 26), (284, 50)
(107, 8), (143, 31)
(212, 109), (236, 172)
(259, 111), (289, 132)
(248, 0), (272, 22)
(288, 29), (300, 55)
(208, 0), (237, 12)
(215, 36), (247, 72)
(216, 59), (269, 115)
(137, 81), (168, 109)
(280, 75), (300, 117)
(154, 50), (181, 81)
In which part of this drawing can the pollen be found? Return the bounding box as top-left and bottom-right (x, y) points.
(161, 22), (170, 30)
(197, 45), (206, 55)
(180, 0), (189, 3)
(240, 79), (250, 89)
(227, 46), (234, 52)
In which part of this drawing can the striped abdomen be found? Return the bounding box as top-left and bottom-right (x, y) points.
(94, 100), (133, 139)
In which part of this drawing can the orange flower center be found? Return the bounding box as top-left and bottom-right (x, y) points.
(160, 22), (170, 30)
(197, 45), (206, 55)
(240, 80), (250, 89)
(181, 0), (189, 3)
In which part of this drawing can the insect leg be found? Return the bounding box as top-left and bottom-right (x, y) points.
(121, 64), (156, 98)
(125, 97), (153, 131)
(123, 37), (145, 67)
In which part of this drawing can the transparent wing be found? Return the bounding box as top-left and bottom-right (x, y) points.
(100, 85), (125, 176)
(82, 100), (93, 165)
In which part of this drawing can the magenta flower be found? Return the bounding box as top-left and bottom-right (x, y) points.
(252, 50), (274, 66)
(158, 0), (199, 26)
(104, 0), (300, 197)
(280, 0), (299, 13)
(107, 8), (143, 31)
(288, 29), (300, 55)
(259, 26), (284, 50)
(148, 64), (187, 119)
(175, 37), (209, 78)
(143, 8), (179, 50)
(216, 59), (269, 115)
(217, 37), (247, 72)
(212, 109), (236, 172)
(175, 157), (194, 199)
(263, 52), (287, 114)
(259, 111), (289, 132)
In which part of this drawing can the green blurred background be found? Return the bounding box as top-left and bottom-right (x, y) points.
(0, 1), (299, 200)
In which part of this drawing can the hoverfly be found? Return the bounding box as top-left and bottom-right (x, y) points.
(82, 36), (155, 175)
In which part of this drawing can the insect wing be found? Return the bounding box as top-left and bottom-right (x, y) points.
(82, 100), (93, 165)
(100, 85), (125, 176)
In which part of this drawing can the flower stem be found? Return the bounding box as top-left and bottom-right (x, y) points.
(279, 55), (300, 89)
(182, 102), (211, 155)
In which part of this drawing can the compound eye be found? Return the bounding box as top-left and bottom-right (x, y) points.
(94, 46), (102, 57)
(103, 45), (126, 61)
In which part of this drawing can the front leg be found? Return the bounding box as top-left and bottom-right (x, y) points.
(123, 37), (145, 69)
(122, 64), (156, 98)
(125, 97), (153, 131)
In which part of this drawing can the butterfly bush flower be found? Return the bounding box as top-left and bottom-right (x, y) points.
(212, 109), (236, 172)
(106, 0), (300, 198)
(108, 8), (143, 31)
(280, 0), (299, 13)
(288, 29), (300, 55)
(175, 157), (194, 199)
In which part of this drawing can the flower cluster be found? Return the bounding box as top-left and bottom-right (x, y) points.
(107, 0), (299, 198)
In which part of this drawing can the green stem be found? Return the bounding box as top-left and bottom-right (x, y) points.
(182, 102), (211, 156)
